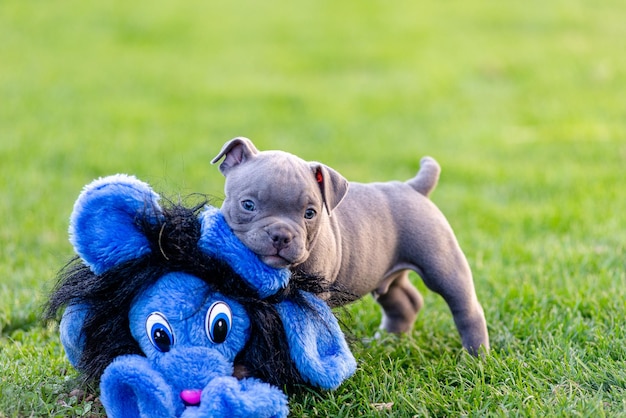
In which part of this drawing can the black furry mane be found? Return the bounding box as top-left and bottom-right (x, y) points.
(45, 199), (331, 389)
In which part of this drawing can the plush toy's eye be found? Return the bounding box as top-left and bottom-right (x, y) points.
(206, 302), (232, 344)
(240, 200), (256, 212)
(146, 312), (174, 352)
(304, 208), (317, 219)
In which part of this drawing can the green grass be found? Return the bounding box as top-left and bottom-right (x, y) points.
(1, 0), (625, 416)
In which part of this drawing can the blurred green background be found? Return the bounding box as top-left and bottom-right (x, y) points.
(1, 0), (625, 416)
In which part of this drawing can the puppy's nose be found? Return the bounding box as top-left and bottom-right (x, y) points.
(270, 228), (293, 250)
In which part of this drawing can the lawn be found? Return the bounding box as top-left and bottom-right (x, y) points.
(1, 0), (625, 416)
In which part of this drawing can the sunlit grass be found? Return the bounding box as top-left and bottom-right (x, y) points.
(1, 0), (625, 416)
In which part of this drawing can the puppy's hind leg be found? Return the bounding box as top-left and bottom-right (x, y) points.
(419, 249), (489, 356)
(374, 270), (423, 334)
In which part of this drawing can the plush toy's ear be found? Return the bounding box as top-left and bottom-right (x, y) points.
(59, 304), (89, 369)
(210, 137), (259, 175)
(198, 206), (290, 298)
(309, 163), (349, 216)
(276, 291), (356, 390)
(69, 174), (162, 275)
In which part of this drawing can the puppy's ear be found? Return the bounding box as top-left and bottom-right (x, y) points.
(211, 137), (259, 175)
(310, 163), (349, 215)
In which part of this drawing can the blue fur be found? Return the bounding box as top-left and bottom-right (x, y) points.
(198, 206), (290, 299)
(59, 304), (88, 368)
(69, 174), (162, 275)
(100, 273), (288, 418)
(60, 174), (356, 417)
(128, 272), (250, 370)
(276, 291), (357, 390)
(100, 355), (177, 418)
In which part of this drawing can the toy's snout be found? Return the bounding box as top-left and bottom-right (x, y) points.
(180, 389), (202, 406)
(154, 345), (233, 407)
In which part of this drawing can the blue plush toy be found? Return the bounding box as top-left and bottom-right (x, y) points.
(46, 174), (356, 418)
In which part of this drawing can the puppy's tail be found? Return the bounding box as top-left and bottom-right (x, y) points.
(406, 156), (440, 197)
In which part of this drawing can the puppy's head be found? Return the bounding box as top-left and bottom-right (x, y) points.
(212, 137), (348, 269)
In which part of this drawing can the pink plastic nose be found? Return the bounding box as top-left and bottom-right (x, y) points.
(180, 389), (202, 406)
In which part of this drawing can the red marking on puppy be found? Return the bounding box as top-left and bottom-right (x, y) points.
(316, 169), (323, 183)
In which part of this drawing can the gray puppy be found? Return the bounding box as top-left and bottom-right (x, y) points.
(212, 137), (489, 355)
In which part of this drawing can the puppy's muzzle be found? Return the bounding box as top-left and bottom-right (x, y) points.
(268, 225), (294, 251)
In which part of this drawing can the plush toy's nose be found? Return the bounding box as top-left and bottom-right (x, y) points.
(180, 389), (202, 406)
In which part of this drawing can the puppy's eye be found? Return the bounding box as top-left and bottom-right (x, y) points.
(241, 200), (256, 212)
(304, 208), (317, 219)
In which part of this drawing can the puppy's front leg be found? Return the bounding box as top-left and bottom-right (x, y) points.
(374, 270), (424, 334)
